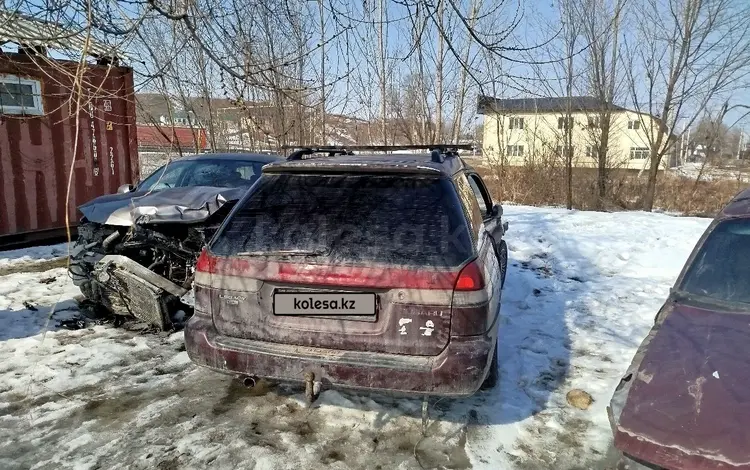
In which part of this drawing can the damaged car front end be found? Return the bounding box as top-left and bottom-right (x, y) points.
(609, 199), (750, 470)
(70, 154), (281, 330)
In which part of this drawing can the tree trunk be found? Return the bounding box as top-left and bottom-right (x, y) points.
(452, 0), (479, 144)
(597, 119), (610, 207)
(596, 0), (622, 209)
(435, 0), (444, 143)
(318, 0), (326, 144)
(378, 0), (387, 145)
(565, 53), (574, 209)
(642, 152), (661, 211)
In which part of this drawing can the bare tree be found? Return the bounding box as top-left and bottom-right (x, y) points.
(625, 0), (750, 211)
(451, 0), (481, 144)
(378, 0), (388, 144)
(578, 0), (625, 209)
(560, 0), (581, 209)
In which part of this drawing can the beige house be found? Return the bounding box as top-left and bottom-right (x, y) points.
(478, 95), (671, 170)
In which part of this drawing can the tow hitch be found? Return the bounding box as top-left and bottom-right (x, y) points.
(304, 372), (322, 404)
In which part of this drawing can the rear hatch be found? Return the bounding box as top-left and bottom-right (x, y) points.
(201, 171), (475, 355)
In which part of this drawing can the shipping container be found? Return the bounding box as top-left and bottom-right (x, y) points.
(0, 53), (138, 247)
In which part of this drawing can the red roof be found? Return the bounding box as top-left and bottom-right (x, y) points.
(137, 125), (207, 150)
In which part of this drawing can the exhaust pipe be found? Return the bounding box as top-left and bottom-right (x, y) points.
(242, 375), (257, 388)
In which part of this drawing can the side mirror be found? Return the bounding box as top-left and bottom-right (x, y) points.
(491, 203), (503, 218)
(117, 183), (134, 194)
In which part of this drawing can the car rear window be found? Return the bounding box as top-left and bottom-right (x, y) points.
(680, 218), (750, 305)
(211, 173), (474, 268)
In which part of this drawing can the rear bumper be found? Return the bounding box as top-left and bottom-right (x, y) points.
(185, 316), (495, 396)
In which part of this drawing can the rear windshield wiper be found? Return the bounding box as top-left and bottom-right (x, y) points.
(236, 249), (327, 257)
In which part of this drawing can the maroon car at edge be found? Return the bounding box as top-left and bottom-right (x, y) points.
(610, 189), (750, 470)
(184, 146), (508, 397)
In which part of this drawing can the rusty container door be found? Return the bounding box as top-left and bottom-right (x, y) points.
(0, 54), (139, 245)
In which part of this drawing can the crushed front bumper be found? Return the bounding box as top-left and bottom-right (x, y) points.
(185, 316), (495, 396)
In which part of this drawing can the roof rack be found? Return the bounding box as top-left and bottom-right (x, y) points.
(282, 144), (474, 162)
(284, 146), (354, 161)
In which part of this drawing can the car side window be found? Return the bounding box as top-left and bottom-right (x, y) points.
(466, 173), (492, 217)
(454, 173), (483, 239)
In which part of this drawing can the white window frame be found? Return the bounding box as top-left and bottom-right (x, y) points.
(558, 116), (574, 130)
(0, 75), (44, 115)
(586, 145), (600, 159)
(509, 117), (524, 130)
(629, 147), (650, 159)
(507, 144), (524, 157)
(628, 119), (641, 130)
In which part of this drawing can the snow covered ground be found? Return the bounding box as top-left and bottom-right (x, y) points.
(0, 243), (67, 274)
(671, 162), (750, 182)
(0, 206), (711, 470)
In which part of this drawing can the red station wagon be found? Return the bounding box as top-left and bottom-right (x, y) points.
(610, 188), (750, 469)
(185, 146), (508, 397)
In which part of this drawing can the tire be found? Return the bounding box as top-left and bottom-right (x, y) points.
(618, 454), (663, 470)
(496, 239), (508, 288)
(481, 343), (499, 390)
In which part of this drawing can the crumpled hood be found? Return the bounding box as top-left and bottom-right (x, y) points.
(78, 186), (247, 226)
(612, 301), (750, 469)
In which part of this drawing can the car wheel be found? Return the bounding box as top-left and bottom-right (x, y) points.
(496, 239), (508, 288)
(481, 344), (499, 390)
(605, 445), (663, 470)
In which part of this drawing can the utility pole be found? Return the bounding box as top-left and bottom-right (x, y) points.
(738, 131), (745, 160)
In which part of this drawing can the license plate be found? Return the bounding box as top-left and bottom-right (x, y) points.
(273, 292), (376, 315)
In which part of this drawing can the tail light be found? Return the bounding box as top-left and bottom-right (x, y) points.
(451, 259), (490, 336)
(195, 249), (216, 273)
(195, 252), (460, 290)
(193, 249), (214, 316)
(454, 260), (485, 291)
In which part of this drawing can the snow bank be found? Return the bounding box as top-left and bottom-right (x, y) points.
(0, 243), (68, 270)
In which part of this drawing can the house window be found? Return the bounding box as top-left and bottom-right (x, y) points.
(629, 147), (650, 159)
(507, 145), (524, 157)
(509, 117), (524, 130)
(558, 116), (574, 130)
(0, 75), (43, 115)
(586, 145), (600, 159)
(556, 145), (573, 156)
(587, 116), (600, 128)
(628, 120), (641, 130)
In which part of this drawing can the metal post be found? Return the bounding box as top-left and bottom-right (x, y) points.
(738, 131), (744, 160)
